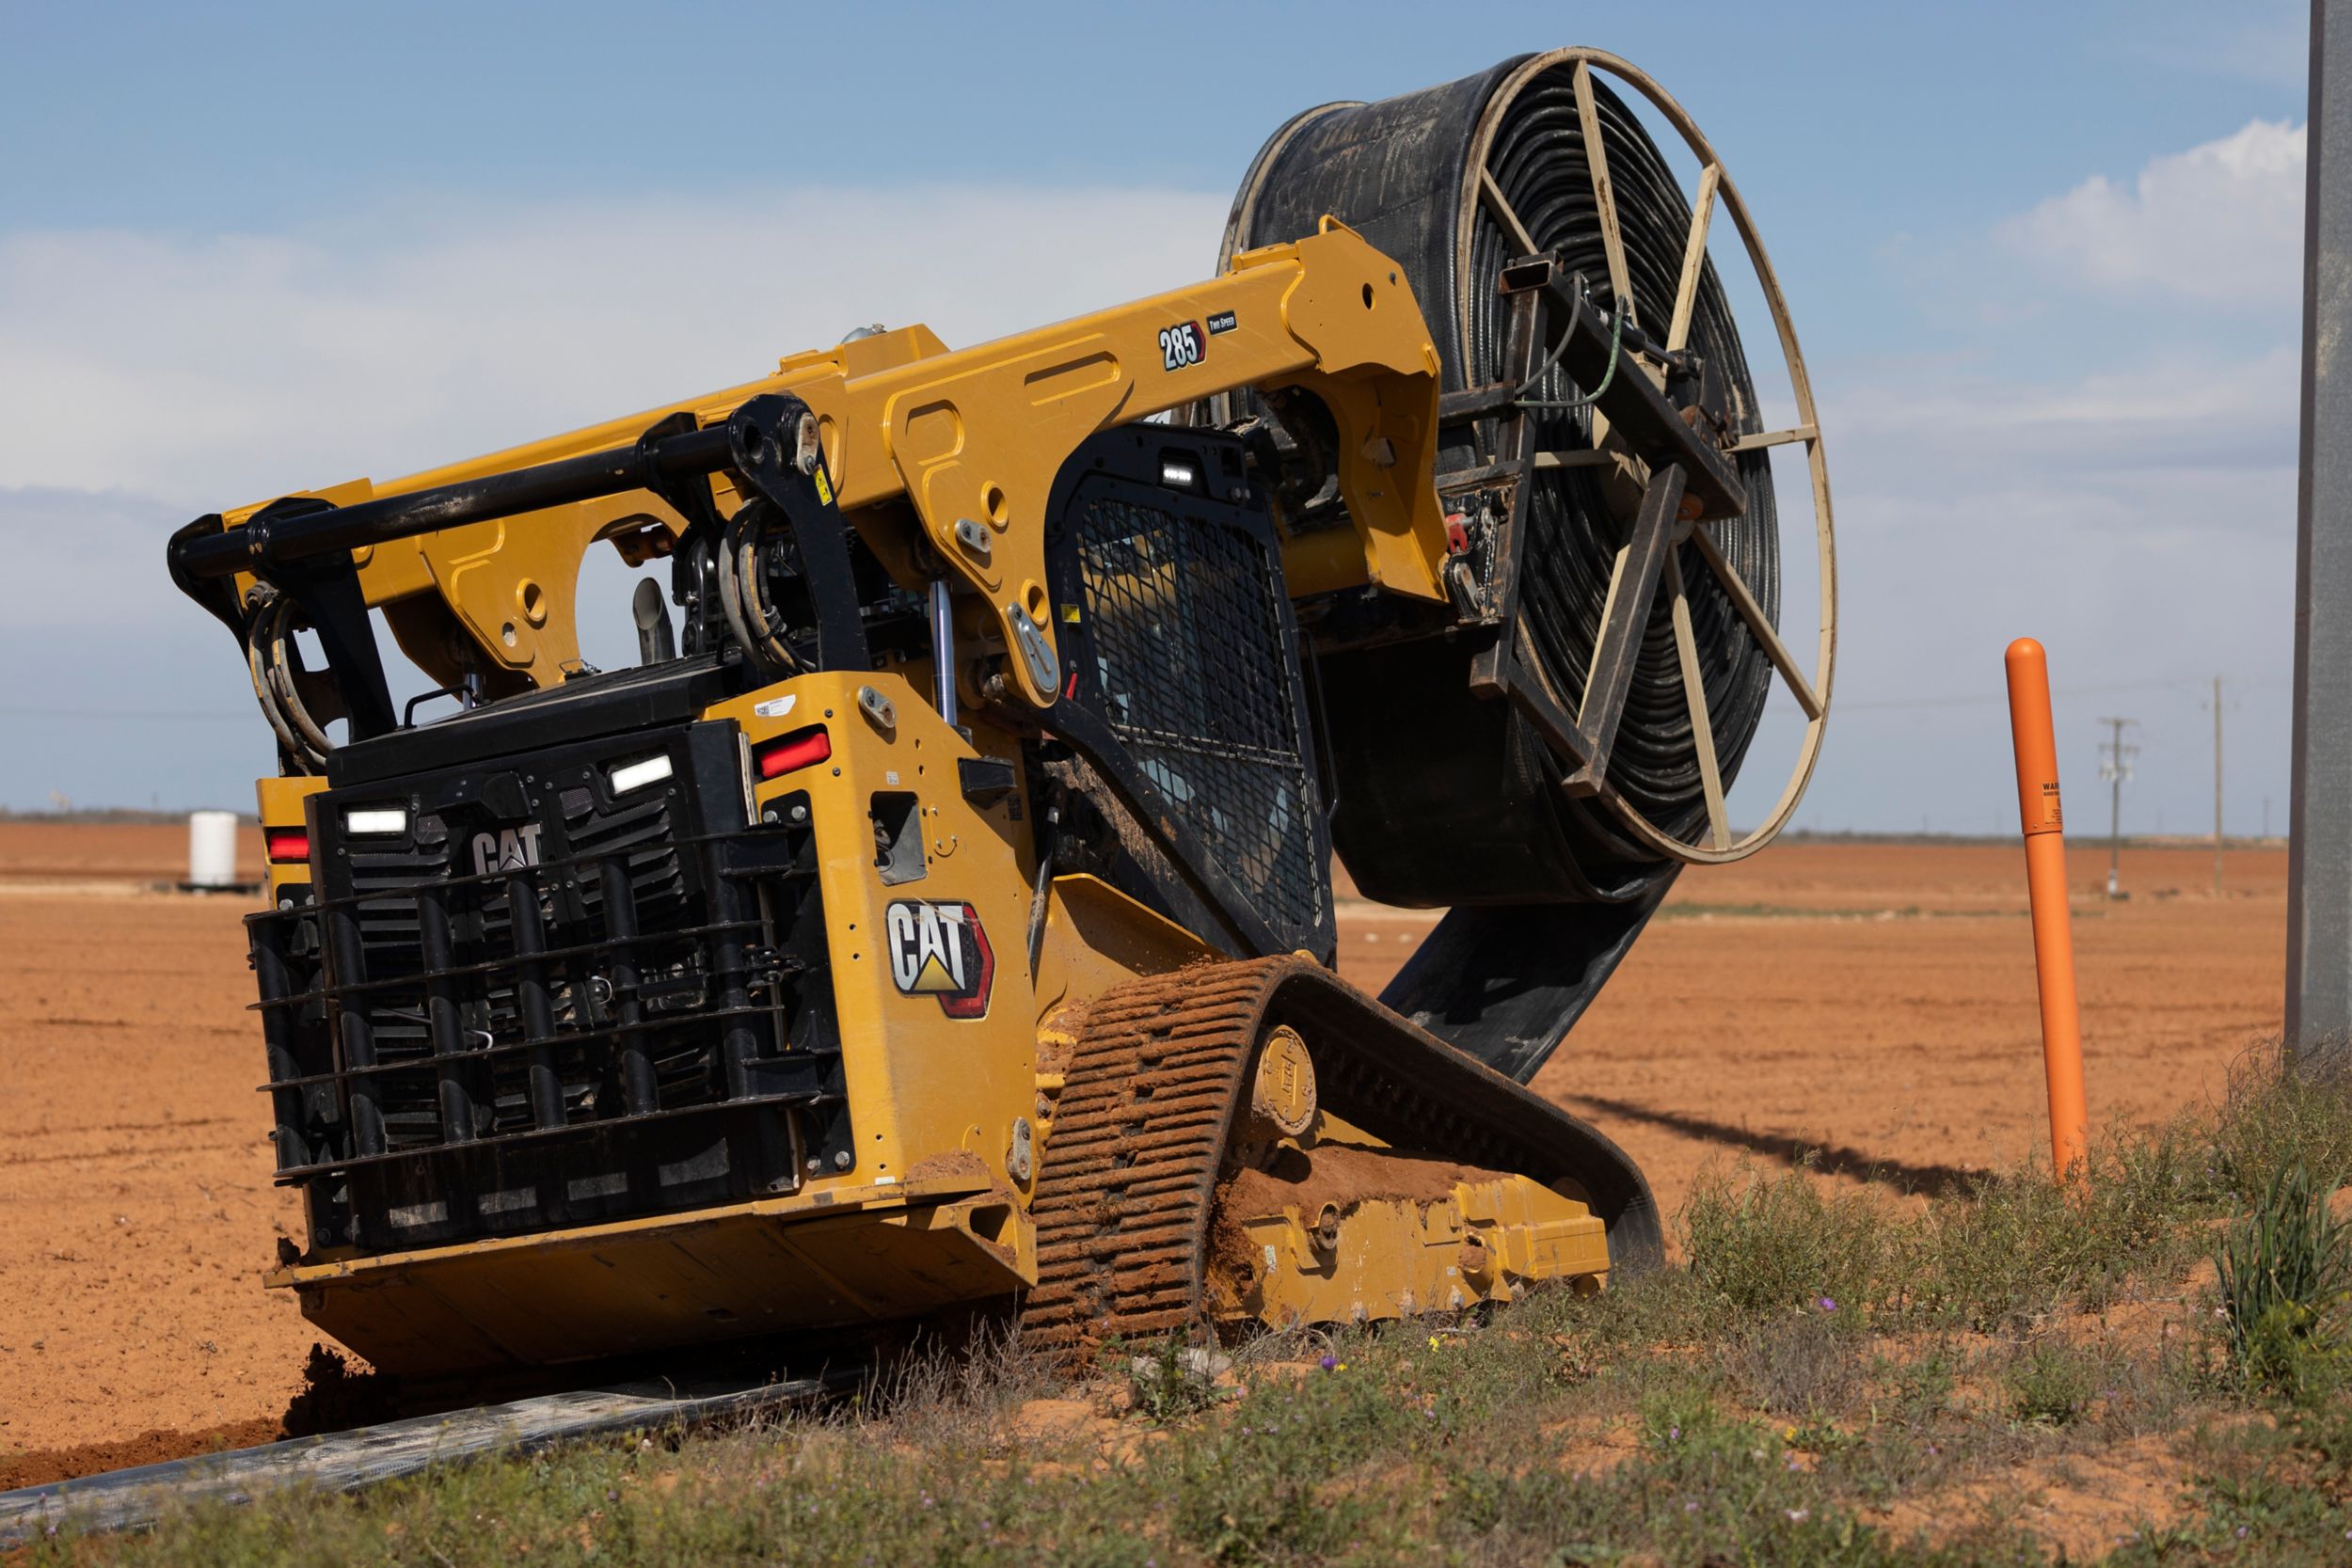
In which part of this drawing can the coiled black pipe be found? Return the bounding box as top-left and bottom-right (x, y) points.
(1472, 71), (1779, 847)
(1226, 55), (1781, 892)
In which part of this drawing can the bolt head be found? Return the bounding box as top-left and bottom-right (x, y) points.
(832, 1149), (852, 1171)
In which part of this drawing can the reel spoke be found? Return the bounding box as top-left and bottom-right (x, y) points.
(1692, 524), (1822, 721)
(1569, 465), (1684, 791)
(1664, 549), (1730, 850)
(1477, 166), (1539, 256)
(1665, 164), (1722, 354)
(1572, 60), (1636, 323)
(1730, 425), (1818, 452)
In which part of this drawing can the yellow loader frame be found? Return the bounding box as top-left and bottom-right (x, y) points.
(205, 224), (1501, 1373)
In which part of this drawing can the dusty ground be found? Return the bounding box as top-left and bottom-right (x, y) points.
(0, 824), (2286, 1480)
(1338, 841), (2286, 1216)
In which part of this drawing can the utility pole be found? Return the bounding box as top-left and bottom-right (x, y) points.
(2291, 0), (2352, 1069)
(2214, 675), (2225, 896)
(2098, 717), (2137, 899)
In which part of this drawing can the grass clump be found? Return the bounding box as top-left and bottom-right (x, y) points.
(1719, 1310), (1869, 1420)
(1681, 1159), (1899, 1321)
(2003, 1338), (2099, 1428)
(1123, 1336), (1232, 1422)
(2213, 1161), (2352, 1401)
(2212, 1047), (2352, 1196)
(1915, 1113), (2219, 1331)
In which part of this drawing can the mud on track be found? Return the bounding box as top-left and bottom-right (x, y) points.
(0, 826), (2286, 1479)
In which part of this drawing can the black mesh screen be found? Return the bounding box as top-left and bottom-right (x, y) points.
(1063, 475), (1327, 950)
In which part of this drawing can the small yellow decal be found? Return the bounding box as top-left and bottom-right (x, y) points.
(814, 467), (834, 507)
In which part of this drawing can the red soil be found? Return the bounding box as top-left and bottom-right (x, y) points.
(0, 825), (2285, 1481)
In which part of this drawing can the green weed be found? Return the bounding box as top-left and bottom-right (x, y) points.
(2003, 1338), (2099, 1427)
(2213, 1162), (2352, 1401)
(37, 1042), (2352, 1567)
(1680, 1160), (1900, 1320)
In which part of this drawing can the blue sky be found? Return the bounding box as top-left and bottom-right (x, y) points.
(0, 0), (2316, 840)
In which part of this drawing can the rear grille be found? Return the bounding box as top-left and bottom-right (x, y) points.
(249, 719), (848, 1254)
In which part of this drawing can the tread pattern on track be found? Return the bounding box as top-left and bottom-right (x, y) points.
(1017, 954), (1661, 1359)
(1019, 961), (1274, 1355)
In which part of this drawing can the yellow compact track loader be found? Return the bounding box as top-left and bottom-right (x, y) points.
(167, 49), (1833, 1384)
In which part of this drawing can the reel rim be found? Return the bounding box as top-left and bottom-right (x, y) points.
(1461, 47), (1836, 865)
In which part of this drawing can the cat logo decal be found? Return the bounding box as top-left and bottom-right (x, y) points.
(885, 899), (994, 1019)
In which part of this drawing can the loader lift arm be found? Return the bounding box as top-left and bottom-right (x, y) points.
(172, 221), (1461, 726)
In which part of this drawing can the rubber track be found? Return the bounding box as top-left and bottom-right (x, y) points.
(1020, 964), (1270, 1355)
(1018, 955), (1661, 1357)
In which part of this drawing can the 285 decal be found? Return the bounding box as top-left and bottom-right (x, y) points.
(1158, 319), (1204, 372)
(885, 899), (995, 1019)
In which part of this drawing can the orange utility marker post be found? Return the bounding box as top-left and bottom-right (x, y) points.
(2005, 638), (2090, 1181)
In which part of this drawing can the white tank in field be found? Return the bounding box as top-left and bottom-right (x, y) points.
(186, 809), (241, 890)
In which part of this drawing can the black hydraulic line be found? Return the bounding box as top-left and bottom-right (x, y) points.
(322, 899), (387, 1160)
(415, 885), (481, 1146)
(504, 869), (569, 1131)
(174, 424), (736, 580)
(250, 915), (314, 1171)
(700, 837), (760, 1102)
(1025, 798), (1060, 976)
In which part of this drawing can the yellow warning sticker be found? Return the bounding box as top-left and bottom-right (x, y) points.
(813, 467), (834, 507)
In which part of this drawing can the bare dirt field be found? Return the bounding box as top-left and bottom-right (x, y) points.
(1336, 839), (2288, 1224)
(0, 824), (2286, 1485)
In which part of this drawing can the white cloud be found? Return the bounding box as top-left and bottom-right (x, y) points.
(1999, 119), (2305, 307)
(0, 187), (1231, 505)
(0, 186), (1230, 809)
(1758, 345), (2299, 836)
(0, 178), (2308, 833)
(1830, 345), (2298, 483)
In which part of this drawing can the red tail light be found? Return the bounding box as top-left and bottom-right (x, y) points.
(755, 725), (832, 780)
(264, 828), (311, 864)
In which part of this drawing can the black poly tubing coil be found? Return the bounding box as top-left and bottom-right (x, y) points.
(1227, 55), (1783, 854)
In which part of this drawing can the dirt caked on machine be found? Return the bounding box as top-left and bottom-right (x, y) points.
(167, 50), (1835, 1386)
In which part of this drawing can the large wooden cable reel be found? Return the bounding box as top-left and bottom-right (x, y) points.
(1224, 49), (1835, 879)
